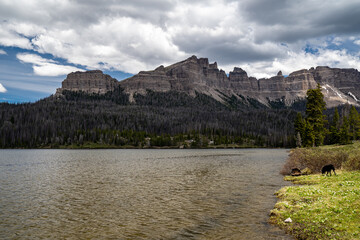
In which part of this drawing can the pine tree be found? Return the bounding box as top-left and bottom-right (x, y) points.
(294, 112), (305, 135)
(340, 115), (350, 144)
(305, 84), (326, 146)
(329, 107), (340, 144)
(294, 112), (304, 147)
(348, 106), (360, 140)
(295, 131), (302, 148)
(302, 120), (315, 147)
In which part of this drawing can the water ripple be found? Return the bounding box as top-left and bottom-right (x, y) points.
(0, 149), (293, 239)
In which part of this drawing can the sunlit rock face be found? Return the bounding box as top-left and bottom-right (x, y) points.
(310, 66), (360, 107)
(61, 70), (118, 94)
(119, 55), (230, 102)
(58, 56), (360, 107)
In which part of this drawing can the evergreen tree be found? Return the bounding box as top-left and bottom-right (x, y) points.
(305, 84), (326, 146)
(295, 131), (302, 148)
(348, 106), (360, 140)
(328, 107), (340, 144)
(294, 112), (304, 147)
(294, 112), (305, 136)
(302, 120), (315, 147)
(340, 115), (351, 144)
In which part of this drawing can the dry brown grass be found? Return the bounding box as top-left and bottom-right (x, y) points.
(281, 142), (360, 175)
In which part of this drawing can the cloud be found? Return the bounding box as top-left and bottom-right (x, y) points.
(0, 23), (33, 49)
(241, 0), (360, 43)
(17, 53), (84, 76)
(0, 83), (7, 93)
(239, 48), (360, 78)
(30, 16), (187, 73)
(0, 49), (6, 55)
(0, 0), (359, 77)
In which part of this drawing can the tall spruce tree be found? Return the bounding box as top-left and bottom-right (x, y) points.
(295, 132), (302, 148)
(305, 84), (326, 146)
(348, 106), (360, 140)
(294, 112), (304, 147)
(340, 115), (351, 144)
(303, 120), (315, 147)
(329, 107), (340, 144)
(294, 112), (305, 134)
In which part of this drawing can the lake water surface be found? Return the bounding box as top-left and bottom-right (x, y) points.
(0, 149), (293, 239)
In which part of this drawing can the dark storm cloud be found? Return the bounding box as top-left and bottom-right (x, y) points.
(240, 0), (294, 25)
(205, 43), (282, 64)
(314, 3), (360, 34)
(240, 0), (360, 43)
(0, 0), (174, 28)
(172, 29), (283, 64)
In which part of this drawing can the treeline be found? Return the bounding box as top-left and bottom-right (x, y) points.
(0, 87), (299, 148)
(294, 84), (360, 147)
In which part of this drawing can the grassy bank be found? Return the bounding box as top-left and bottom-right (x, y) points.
(271, 143), (360, 239)
(281, 142), (360, 175)
(270, 171), (360, 239)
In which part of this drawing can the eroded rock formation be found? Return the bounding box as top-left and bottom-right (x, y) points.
(57, 56), (360, 107)
(60, 70), (118, 94)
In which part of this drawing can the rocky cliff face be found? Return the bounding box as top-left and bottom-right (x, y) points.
(310, 66), (360, 104)
(119, 55), (229, 102)
(57, 56), (360, 107)
(119, 55), (357, 107)
(59, 70), (118, 94)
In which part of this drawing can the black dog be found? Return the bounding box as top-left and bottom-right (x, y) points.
(291, 168), (301, 176)
(322, 164), (336, 176)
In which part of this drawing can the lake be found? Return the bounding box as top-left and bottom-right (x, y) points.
(0, 149), (293, 239)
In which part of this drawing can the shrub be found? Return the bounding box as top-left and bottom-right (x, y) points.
(343, 155), (360, 170)
(281, 146), (352, 175)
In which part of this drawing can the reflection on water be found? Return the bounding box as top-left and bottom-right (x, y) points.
(0, 149), (293, 239)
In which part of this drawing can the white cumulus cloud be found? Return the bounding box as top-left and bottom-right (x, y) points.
(31, 17), (187, 73)
(238, 48), (360, 78)
(354, 39), (360, 46)
(17, 53), (84, 76)
(0, 22), (34, 49)
(0, 83), (7, 93)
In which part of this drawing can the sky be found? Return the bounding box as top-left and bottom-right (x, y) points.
(1, 0), (360, 102)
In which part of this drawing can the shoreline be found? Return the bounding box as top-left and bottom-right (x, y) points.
(270, 142), (360, 239)
(269, 142), (360, 239)
(270, 171), (360, 239)
(0, 144), (284, 150)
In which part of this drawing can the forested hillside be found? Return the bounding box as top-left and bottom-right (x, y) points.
(0, 87), (301, 148)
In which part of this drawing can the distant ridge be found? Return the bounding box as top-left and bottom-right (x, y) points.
(57, 56), (360, 108)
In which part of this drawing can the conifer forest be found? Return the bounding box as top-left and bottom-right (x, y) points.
(0, 87), (358, 148)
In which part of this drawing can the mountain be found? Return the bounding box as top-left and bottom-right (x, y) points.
(59, 70), (118, 94)
(2, 56), (360, 149)
(57, 55), (360, 108)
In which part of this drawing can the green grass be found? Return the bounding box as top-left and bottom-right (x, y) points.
(270, 171), (360, 239)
